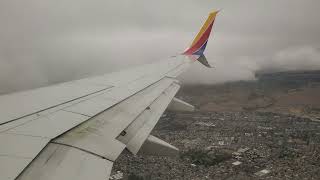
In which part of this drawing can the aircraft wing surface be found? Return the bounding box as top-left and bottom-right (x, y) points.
(0, 10), (219, 180)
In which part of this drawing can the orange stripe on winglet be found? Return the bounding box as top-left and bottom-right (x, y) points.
(190, 11), (219, 47)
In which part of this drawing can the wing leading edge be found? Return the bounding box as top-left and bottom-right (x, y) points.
(0, 10), (220, 180)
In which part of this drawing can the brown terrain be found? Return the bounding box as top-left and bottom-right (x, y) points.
(180, 70), (320, 121)
(111, 70), (320, 180)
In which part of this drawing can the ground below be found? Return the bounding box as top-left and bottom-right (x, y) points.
(112, 70), (320, 180)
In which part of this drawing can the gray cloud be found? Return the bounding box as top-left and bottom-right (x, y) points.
(261, 46), (320, 72)
(0, 0), (320, 94)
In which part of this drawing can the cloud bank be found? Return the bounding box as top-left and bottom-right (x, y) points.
(0, 0), (320, 94)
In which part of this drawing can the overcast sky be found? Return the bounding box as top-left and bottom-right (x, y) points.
(0, 0), (320, 94)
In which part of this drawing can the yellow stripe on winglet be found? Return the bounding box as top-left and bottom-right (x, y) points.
(190, 10), (219, 47)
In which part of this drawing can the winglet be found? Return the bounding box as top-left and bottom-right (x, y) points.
(183, 10), (219, 67)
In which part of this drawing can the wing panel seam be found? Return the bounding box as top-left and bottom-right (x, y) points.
(50, 142), (115, 162)
(0, 87), (113, 127)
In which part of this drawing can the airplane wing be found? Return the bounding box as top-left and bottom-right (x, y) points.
(0, 10), (219, 180)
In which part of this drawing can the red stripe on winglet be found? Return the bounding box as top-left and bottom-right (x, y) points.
(184, 20), (214, 55)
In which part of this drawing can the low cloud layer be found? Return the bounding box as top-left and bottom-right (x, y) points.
(0, 0), (320, 94)
(179, 46), (320, 84)
(263, 46), (320, 72)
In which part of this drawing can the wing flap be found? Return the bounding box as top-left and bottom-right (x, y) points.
(16, 143), (113, 180)
(0, 156), (32, 180)
(119, 83), (180, 154)
(53, 135), (126, 161)
(66, 78), (175, 141)
(0, 134), (49, 180)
